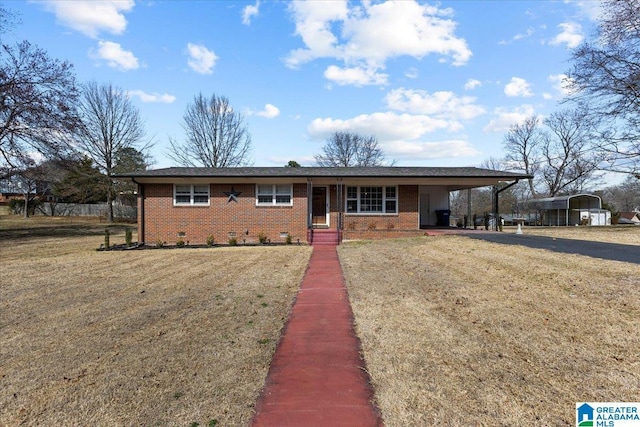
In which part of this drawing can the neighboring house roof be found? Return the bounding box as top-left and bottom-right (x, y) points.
(529, 194), (603, 211)
(619, 212), (640, 224)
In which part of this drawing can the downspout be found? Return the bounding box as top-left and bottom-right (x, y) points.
(495, 179), (521, 231)
(133, 178), (144, 246)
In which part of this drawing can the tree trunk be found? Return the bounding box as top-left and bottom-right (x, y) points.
(23, 192), (29, 218)
(107, 189), (114, 223)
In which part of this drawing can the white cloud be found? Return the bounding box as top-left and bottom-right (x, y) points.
(548, 73), (574, 97)
(286, 0), (471, 86)
(308, 112), (455, 142)
(127, 90), (176, 103)
(384, 139), (480, 160)
(500, 27), (535, 45)
(40, 0), (134, 38)
(252, 104), (280, 119)
(186, 43), (218, 74)
(464, 78), (481, 90)
(242, 1), (260, 25)
(573, 1), (603, 21)
(514, 27), (535, 41)
(483, 105), (537, 132)
(324, 65), (388, 86)
(308, 112), (479, 161)
(90, 41), (139, 71)
(504, 77), (533, 97)
(405, 67), (418, 79)
(385, 88), (485, 120)
(550, 22), (584, 48)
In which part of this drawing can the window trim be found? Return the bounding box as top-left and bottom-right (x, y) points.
(345, 185), (397, 215)
(255, 184), (293, 206)
(173, 184), (210, 206)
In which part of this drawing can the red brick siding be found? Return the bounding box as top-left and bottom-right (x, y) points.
(140, 183), (308, 245)
(139, 183), (427, 244)
(340, 185), (419, 240)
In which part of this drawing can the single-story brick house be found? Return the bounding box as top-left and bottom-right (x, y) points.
(117, 166), (528, 245)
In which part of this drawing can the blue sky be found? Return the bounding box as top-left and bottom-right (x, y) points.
(6, 0), (602, 169)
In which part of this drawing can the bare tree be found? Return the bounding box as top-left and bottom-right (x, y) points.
(600, 175), (640, 212)
(540, 108), (600, 196)
(1, 41), (80, 175)
(314, 131), (389, 167)
(168, 93), (251, 167)
(75, 81), (148, 222)
(503, 116), (543, 197)
(567, 0), (640, 175)
(0, 4), (20, 39)
(503, 110), (600, 197)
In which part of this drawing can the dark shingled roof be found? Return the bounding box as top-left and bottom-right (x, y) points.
(115, 166), (530, 179)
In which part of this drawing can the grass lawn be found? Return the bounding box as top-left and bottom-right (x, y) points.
(339, 235), (640, 426)
(3, 216), (639, 426)
(0, 216), (312, 426)
(509, 225), (640, 245)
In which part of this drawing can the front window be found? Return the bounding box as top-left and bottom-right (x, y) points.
(346, 186), (397, 214)
(174, 184), (210, 206)
(256, 184), (293, 206)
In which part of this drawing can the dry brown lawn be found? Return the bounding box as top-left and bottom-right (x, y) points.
(339, 236), (640, 426)
(0, 216), (312, 427)
(508, 225), (640, 245)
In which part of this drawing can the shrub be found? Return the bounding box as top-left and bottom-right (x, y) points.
(258, 231), (268, 244)
(156, 238), (164, 248)
(104, 228), (110, 249)
(228, 237), (238, 246)
(285, 233), (292, 245)
(206, 234), (215, 246)
(176, 238), (185, 247)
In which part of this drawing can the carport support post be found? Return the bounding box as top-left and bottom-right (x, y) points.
(467, 188), (472, 229)
(495, 179), (521, 232)
(493, 185), (498, 231)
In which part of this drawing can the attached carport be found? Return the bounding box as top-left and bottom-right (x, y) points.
(529, 194), (611, 226)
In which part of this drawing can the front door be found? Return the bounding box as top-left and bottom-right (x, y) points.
(312, 187), (327, 226)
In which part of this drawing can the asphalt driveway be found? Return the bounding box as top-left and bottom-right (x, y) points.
(466, 233), (640, 265)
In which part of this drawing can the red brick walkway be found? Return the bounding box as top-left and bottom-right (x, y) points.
(250, 245), (383, 427)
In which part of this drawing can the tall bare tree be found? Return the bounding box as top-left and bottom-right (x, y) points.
(75, 81), (148, 222)
(503, 116), (543, 197)
(314, 131), (389, 167)
(503, 110), (600, 197)
(540, 108), (600, 196)
(1, 41), (80, 175)
(168, 93), (252, 167)
(568, 0), (640, 175)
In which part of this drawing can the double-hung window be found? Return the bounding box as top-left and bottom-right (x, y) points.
(174, 184), (210, 206)
(256, 184), (293, 206)
(346, 185), (397, 214)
